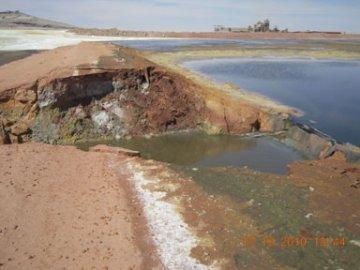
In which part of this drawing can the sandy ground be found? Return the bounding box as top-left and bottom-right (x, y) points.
(0, 41), (151, 93)
(0, 143), (157, 270)
(0, 41), (116, 91)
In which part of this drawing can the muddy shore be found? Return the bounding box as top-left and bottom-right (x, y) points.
(0, 41), (359, 269)
(144, 43), (360, 158)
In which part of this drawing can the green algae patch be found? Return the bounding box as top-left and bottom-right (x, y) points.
(175, 166), (360, 270)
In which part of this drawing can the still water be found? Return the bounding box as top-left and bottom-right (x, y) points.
(112, 39), (360, 52)
(112, 39), (301, 51)
(182, 58), (360, 146)
(77, 133), (304, 174)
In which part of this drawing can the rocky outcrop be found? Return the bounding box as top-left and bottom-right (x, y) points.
(14, 88), (37, 104)
(37, 73), (115, 109)
(200, 88), (288, 135)
(280, 124), (360, 160)
(283, 125), (334, 158)
(0, 65), (207, 144)
(0, 116), (10, 144)
(0, 11), (74, 29)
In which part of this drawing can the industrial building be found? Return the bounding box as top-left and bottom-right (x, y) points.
(214, 19), (280, 33)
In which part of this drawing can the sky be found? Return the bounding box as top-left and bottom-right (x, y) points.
(1, 0), (359, 33)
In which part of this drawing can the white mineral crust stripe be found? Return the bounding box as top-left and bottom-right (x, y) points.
(0, 29), (183, 51)
(127, 162), (211, 270)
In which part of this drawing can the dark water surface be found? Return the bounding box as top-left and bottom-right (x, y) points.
(0, 50), (39, 66)
(182, 58), (360, 146)
(112, 39), (358, 52)
(112, 39), (301, 51)
(77, 133), (304, 174)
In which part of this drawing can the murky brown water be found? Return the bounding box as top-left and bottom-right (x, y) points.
(77, 132), (305, 174)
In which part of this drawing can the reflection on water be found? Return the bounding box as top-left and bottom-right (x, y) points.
(182, 58), (360, 146)
(112, 39), (360, 52)
(77, 133), (304, 174)
(112, 39), (300, 51)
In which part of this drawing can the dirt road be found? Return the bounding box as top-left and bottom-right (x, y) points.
(0, 143), (158, 270)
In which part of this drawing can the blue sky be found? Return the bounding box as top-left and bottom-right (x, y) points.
(1, 0), (359, 33)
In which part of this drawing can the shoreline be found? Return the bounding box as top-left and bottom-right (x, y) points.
(71, 27), (360, 41)
(143, 46), (360, 157)
(144, 43), (360, 112)
(0, 40), (359, 269)
(145, 52), (299, 116)
(0, 40), (359, 156)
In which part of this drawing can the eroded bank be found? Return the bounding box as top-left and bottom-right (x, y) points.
(0, 42), (290, 148)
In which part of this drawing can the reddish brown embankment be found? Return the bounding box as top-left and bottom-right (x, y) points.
(288, 152), (360, 230)
(0, 143), (162, 269)
(0, 42), (286, 146)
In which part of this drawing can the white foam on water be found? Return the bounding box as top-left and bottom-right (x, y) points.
(127, 161), (211, 270)
(0, 29), (178, 51)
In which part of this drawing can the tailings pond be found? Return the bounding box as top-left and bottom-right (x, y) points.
(182, 58), (360, 146)
(112, 38), (360, 52)
(113, 39), (302, 51)
(77, 133), (305, 174)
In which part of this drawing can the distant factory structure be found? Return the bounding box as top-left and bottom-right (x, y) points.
(252, 19), (271, 32)
(214, 19), (286, 33)
(214, 19), (343, 34)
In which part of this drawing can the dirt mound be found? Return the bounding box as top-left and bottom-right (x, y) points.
(0, 43), (207, 143)
(0, 42), (149, 93)
(0, 42), (288, 145)
(0, 11), (74, 29)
